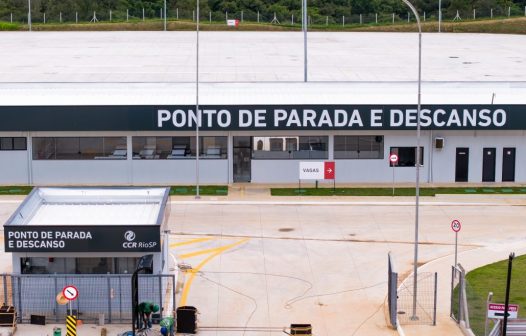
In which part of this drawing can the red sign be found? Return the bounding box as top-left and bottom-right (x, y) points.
(451, 219), (461, 233)
(389, 154), (398, 163)
(324, 161), (335, 180)
(487, 303), (519, 319)
(62, 285), (79, 301)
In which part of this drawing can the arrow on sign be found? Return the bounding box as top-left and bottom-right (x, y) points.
(494, 312), (512, 317)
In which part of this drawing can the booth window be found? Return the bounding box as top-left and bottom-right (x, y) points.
(252, 136), (328, 159)
(0, 137), (27, 151)
(132, 136), (227, 159)
(390, 147), (424, 167)
(334, 136), (383, 159)
(32, 137), (127, 160)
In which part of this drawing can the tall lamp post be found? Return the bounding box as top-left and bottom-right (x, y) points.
(195, 0), (201, 199)
(302, 0), (308, 82)
(28, 0), (31, 31)
(399, 0), (422, 320)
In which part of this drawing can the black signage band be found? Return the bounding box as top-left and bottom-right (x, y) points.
(0, 105), (524, 131)
(4, 225), (161, 253)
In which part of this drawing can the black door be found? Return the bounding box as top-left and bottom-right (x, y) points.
(455, 148), (469, 182)
(233, 137), (252, 182)
(482, 148), (496, 182)
(502, 148), (516, 182)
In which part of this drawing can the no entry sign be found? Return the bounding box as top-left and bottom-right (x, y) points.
(299, 161), (335, 180)
(451, 220), (461, 232)
(487, 303), (519, 319)
(63, 285), (78, 301)
(389, 154), (399, 163)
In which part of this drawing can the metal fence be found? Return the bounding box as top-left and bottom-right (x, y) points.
(1, 274), (175, 324)
(397, 271), (438, 326)
(387, 252), (398, 329)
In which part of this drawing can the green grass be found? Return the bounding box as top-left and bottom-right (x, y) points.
(270, 187), (526, 196)
(0, 22), (19, 30)
(463, 255), (526, 335)
(7, 16), (526, 34)
(0, 186), (33, 195)
(169, 185), (228, 196)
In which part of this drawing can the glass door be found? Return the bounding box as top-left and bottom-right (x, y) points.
(233, 137), (251, 182)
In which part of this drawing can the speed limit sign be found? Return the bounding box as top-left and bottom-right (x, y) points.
(451, 219), (461, 233)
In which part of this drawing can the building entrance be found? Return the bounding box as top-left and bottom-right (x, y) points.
(502, 147), (516, 182)
(455, 148), (469, 182)
(233, 136), (251, 182)
(482, 148), (496, 182)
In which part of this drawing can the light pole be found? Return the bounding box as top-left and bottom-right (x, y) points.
(399, 0), (422, 321)
(195, 0), (201, 199)
(303, 0), (307, 82)
(438, 0), (442, 32)
(28, 0), (31, 31)
(164, 0), (167, 31)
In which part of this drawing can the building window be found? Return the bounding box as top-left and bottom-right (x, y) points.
(132, 136), (227, 160)
(390, 147), (424, 167)
(0, 137), (27, 151)
(334, 136), (383, 159)
(252, 136), (328, 159)
(32, 137), (127, 160)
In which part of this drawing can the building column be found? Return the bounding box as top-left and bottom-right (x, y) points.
(227, 133), (233, 184)
(328, 134), (334, 160)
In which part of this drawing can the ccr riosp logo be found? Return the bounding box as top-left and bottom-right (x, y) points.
(124, 230), (136, 242)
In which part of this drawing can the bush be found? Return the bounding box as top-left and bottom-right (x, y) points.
(0, 22), (19, 31)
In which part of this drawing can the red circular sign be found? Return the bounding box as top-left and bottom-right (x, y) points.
(62, 285), (79, 301)
(389, 154), (399, 163)
(451, 219), (461, 233)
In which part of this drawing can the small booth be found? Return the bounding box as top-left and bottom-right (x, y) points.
(4, 187), (170, 275)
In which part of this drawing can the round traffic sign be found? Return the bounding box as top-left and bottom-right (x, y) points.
(62, 285), (79, 301)
(389, 154), (399, 163)
(451, 219), (461, 233)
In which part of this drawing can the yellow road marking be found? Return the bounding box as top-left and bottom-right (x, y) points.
(179, 238), (249, 306)
(170, 237), (214, 248)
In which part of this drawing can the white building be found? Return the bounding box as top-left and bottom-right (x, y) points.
(0, 32), (525, 184)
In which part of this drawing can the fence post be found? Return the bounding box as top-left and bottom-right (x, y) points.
(359, 13), (362, 24)
(60, 12), (62, 23)
(407, 12), (410, 22)
(172, 275), (176, 316)
(193, 10), (195, 21)
(491, 8), (493, 18)
(158, 275), (163, 318)
(126, 9), (128, 21)
(110, 10), (112, 21)
(107, 274), (112, 324)
(433, 272), (438, 326)
(43, 12), (46, 23)
(76, 11), (78, 23)
(292, 14), (294, 25)
(257, 11), (259, 23)
(473, 9), (476, 20)
(176, 8), (178, 20)
(508, 6), (511, 17)
(241, 10), (243, 22)
(54, 276), (59, 322)
(142, 8), (145, 21)
(392, 13), (395, 24)
(17, 277), (22, 323)
(376, 13), (378, 24)
(423, 11), (426, 21)
(11, 13), (13, 23)
(225, 11), (228, 21)
(119, 276), (123, 323)
(342, 16), (345, 26)
(326, 16), (328, 26)
(209, 11), (211, 23)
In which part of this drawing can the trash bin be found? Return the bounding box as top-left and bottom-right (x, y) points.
(53, 327), (62, 336)
(176, 306), (197, 334)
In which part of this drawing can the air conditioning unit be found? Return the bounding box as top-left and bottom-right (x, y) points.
(434, 137), (444, 149)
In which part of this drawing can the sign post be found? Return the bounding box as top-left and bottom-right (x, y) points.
(389, 154), (398, 196)
(451, 219), (461, 267)
(63, 285), (78, 336)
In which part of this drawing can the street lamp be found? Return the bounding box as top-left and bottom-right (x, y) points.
(195, 0), (201, 199)
(399, 0), (423, 321)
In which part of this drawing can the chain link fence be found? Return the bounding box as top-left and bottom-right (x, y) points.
(397, 271), (437, 325)
(1, 5), (526, 28)
(1, 274), (175, 324)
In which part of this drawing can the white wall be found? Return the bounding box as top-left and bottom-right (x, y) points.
(32, 160), (130, 185)
(0, 151), (29, 185)
(132, 159), (229, 185)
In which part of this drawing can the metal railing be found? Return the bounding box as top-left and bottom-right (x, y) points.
(1, 273), (175, 324)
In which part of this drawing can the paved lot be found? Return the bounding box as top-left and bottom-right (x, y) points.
(1, 195), (526, 335)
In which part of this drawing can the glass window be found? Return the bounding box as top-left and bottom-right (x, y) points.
(252, 136), (328, 159)
(0, 137), (27, 151)
(334, 136), (383, 159)
(32, 137), (127, 160)
(133, 136), (227, 160)
(390, 147), (424, 167)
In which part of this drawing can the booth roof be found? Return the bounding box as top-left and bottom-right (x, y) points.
(6, 188), (168, 226)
